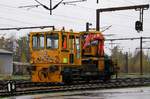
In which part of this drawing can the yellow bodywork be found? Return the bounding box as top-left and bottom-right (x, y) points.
(31, 64), (62, 82)
(29, 30), (105, 83)
(29, 31), (82, 82)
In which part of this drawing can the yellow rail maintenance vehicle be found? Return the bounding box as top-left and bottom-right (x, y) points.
(28, 28), (115, 83)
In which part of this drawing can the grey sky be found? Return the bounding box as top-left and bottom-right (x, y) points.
(0, 0), (150, 53)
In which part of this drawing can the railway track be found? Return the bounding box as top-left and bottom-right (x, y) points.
(0, 77), (150, 97)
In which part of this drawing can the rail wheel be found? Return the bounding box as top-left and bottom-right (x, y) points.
(104, 74), (111, 82)
(62, 69), (73, 84)
(38, 69), (49, 82)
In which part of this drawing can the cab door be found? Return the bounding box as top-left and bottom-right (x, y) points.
(69, 34), (81, 65)
(69, 35), (75, 64)
(59, 32), (81, 65)
(74, 35), (81, 65)
(60, 32), (70, 64)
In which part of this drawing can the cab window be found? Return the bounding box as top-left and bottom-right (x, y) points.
(32, 36), (38, 49)
(46, 34), (58, 49)
(76, 37), (80, 59)
(62, 35), (67, 49)
(39, 35), (44, 48)
(32, 34), (44, 49)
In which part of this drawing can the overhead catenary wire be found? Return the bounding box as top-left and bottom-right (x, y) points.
(0, 16), (38, 26)
(0, 1), (149, 21)
(0, 6), (89, 29)
(106, 37), (150, 41)
(0, 0), (149, 31)
(0, 3), (149, 33)
(33, 0), (87, 14)
(0, 3), (90, 24)
(0, 0), (149, 41)
(7, 3), (150, 22)
(122, 0), (137, 5)
(0, 26), (55, 31)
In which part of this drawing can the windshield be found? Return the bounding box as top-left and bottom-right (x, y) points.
(32, 34), (44, 49)
(46, 34), (58, 49)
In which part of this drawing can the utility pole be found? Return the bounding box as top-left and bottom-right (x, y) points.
(96, 4), (149, 31)
(140, 37), (143, 75)
(96, 10), (100, 31)
(125, 52), (128, 73)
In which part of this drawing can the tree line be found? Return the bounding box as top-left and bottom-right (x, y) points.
(0, 36), (29, 63)
(111, 46), (150, 73)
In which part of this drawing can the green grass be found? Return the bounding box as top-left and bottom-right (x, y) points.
(112, 73), (150, 78)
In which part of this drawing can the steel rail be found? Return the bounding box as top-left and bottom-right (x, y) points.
(1, 77), (150, 97)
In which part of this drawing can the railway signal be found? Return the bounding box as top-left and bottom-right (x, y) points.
(135, 21), (143, 32)
(96, 4), (149, 32)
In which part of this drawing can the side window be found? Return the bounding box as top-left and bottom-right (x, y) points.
(32, 36), (38, 49)
(46, 34), (58, 49)
(47, 35), (51, 48)
(39, 35), (44, 48)
(62, 35), (67, 49)
(69, 36), (74, 52)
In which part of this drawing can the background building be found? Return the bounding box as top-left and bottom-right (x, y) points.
(0, 49), (13, 75)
